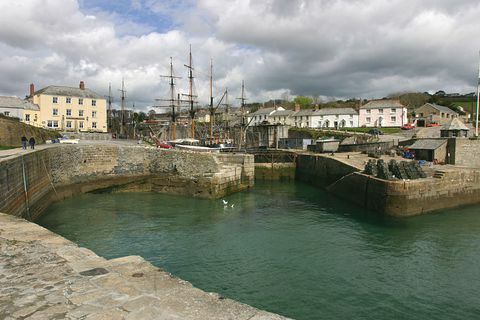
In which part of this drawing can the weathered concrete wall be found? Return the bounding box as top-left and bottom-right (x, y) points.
(296, 154), (360, 187)
(0, 212), (288, 319)
(0, 145), (254, 220)
(327, 169), (480, 217)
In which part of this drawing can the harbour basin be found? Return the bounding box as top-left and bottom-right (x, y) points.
(38, 181), (480, 320)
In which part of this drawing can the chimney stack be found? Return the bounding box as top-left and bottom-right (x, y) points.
(29, 83), (35, 97)
(79, 81), (85, 90)
(294, 103), (300, 112)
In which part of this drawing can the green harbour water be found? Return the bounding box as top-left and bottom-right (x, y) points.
(38, 182), (480, 320)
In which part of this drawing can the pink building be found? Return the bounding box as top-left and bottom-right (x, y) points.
(359, 100), (407, 127)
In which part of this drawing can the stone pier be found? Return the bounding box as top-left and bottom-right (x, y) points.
(0, 213), (288, 320)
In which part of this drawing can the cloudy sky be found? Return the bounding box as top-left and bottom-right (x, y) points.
(0, 0), (479, 111)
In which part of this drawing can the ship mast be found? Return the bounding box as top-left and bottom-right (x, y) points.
(183, 45), (197, 139)
(156, 57), (181, 140)
(118, 78), (126, 137)
(476, 50), (480, 137)
(237, 80), (248, 150)
(106, 83), (113, 132)
(209, 59), (214, 145)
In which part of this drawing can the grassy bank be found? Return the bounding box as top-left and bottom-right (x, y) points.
(0, 145), (16, 150)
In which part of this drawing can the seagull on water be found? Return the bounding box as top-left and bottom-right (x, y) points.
(222, 199), (228, 205)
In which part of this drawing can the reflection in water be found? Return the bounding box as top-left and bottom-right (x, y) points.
(38, 182), (480, 320)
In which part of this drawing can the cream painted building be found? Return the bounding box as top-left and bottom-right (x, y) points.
(29, 81), (107, 132)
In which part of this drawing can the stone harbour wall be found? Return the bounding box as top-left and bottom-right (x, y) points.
(296, 153), (360, 187)
(327, 168), (480, 217)
(0, 144), (254, 220)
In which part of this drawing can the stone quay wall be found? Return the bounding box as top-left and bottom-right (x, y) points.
(296, 153), (480, 216)
(0, 144), (254, 220)
(296, 153), (360, 187)
(327, 168), (480, 217)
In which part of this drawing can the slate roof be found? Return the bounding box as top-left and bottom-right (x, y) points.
(408, 139), (447, 150)
(0, 96), (40, 111)
(441, 118), (469, 131)
(249, 107), (277, 116)
(33, 85), (103, 99)
(360, 100), (404, 109)
(293, 109), (316, 116)
(271, 109), (294, 116)
(316, 107), (357, 115)
(419, 103), (458, 115)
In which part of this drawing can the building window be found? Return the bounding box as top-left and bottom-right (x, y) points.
(350, 114), (353, 118)
(4, 111), (10, 116)
(66, 121), (72, 128)
(66, 109), (72, 116)
(25, 114), (30, 121)
(379, 109), (383, 113)
(66, 97), (71, 104)
(34, 114), (37, 121)
(366, 109), (371, 114)
(52, 97), (58, 103)
(391, 116), (396, 122)
(92, 122), (97, 129)
(366, 117), (371, 123)
(92, 111), (97, 118)
(79, 98), (83, 105)
(47, 120), (58, 128)
(391, 108), (396, 113)
(350, 121), (354, 127)
(79, 121), (84, 129)
(92, 100), (96, 106)
(79, 110), (84, 117)
(53, 108), (58, 116)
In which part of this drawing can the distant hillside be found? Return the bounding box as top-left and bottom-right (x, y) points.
(0, 115), (60, 147)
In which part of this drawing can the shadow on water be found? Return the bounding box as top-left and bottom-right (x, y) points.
(37, 180), (480, 320)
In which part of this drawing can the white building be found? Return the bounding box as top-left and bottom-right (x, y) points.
(292, 108), (359, 129)
(247, 107), (285, 126)
(0, 96), (41, 127)
(312, 108), (358, 129)
(270, 109), (294, 125)
(359, 100), (407, 127)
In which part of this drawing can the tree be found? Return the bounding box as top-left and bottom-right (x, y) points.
(293, 96), (313, 109)
(388, 92), (429, 109)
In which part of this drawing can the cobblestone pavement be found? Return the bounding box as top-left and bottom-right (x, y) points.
(0, 213), (288, 320)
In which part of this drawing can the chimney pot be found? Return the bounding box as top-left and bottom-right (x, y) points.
(79, 81), (85, 90)
(29, 83), (34, 97)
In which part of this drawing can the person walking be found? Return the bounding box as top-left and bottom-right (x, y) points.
(21, 136), (27, 150)
(29, 137), (36, 150)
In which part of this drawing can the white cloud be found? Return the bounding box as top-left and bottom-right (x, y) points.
(0, 0), (479, 112)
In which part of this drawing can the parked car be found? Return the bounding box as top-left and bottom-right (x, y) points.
(368, 128), (384, 135)
(401, 123), (415, 130)
(426, 122), (440, 127)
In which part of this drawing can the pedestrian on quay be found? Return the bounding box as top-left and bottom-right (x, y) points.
(29, 137), (36, 150)
(21, 136), (27, 149)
